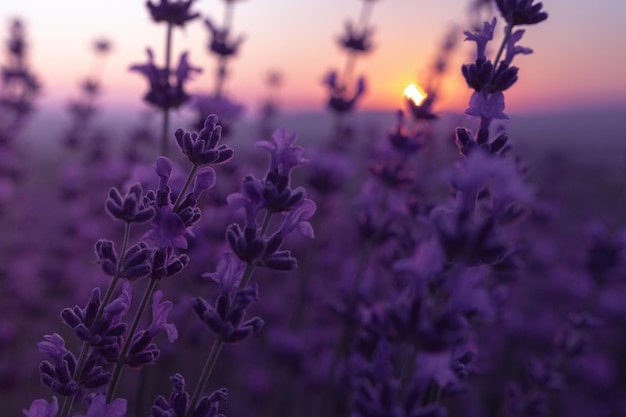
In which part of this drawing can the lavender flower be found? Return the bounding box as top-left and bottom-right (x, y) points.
(74, 395), (127, 417)
(495, 0), (548, 26)
(60, 286), (129, 347)
(150, 374), (227, 417)
(338, 21), (374, 53)
(205, 18), (245, 57)
(146, 0), (200, 26)
(130, 49), (202, 111)
(123, 291), (178, 367)
(22, 397), (58, 417)
(105, 183), (155, 223)
(324, 70), (366, 114)
(192, 283), (265, 343)
(174, 114), (234, 166)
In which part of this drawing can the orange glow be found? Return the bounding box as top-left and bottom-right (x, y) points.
(403, 83), (427, 106)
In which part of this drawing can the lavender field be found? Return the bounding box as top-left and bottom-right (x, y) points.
(2, 1), (626, 417)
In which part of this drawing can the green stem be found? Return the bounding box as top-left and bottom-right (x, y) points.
(106, 278), (160, 402)
(60, 222), (132, 417)
(161, 23), (173, 156)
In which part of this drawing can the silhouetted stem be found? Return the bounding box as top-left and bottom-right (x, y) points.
(173, 164), (200, 211)
(161, 23), (173, 156)
(186, 209), (272, 416)
(106, 278), (160, 402)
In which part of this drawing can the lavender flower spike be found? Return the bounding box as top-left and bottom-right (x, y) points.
(146, 0), (200, 26)
(257, 128), (309, 176)
(175, 114), (234, 166)
(495, 0), (548, 26)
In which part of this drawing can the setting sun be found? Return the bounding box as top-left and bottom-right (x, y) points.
(403, 83), (427, 106)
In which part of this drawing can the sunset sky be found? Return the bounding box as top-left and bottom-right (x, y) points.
(1, 0), (625, 118)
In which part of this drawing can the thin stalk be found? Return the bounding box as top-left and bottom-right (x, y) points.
(214, 2), (235, 99)
(161, 22), (174, 156)
(186, 210), (272, 415)
(60, 222), (132, 417)
(106, 278), (160, 402)
(185, 339), (224, 417)
(485, 23), (513, 93)
(173, 164), (200, 211)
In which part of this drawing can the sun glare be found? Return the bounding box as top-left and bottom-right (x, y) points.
(403, 83), (427, 106)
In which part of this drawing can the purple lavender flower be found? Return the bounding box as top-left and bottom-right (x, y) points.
(205, 18), (245, 57)
(22, 397), (58, 417)
(94, 240), (153, 280)
(150, 246), (190, 279)
(338, 21), (374, 53)
(75, 394), (127, 417)
(465, 90), (508, 120)
(146, 0), (200, 26)
(174, 114), (234, 166)
(130, 49), (201, 111)
(406, 93), (438, 120)
(124, 291), (178, 367)
(202, 252), (246, 293)
(257, 128), (309, 176)
(324, 70), (366, 114)
(60, 286), (129, 347)
(495, 0), (548, 26)
(192, 284), (265, 343)
(144, 206), (189, 249)
(105, 183), (155, 223)
(150, 374), (227, 417)
(37, 334), (80, 396)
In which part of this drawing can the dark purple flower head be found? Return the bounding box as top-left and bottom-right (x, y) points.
(61, 287), (125, 347)
(37, 334), (80, 396)
(150, 246), (190, 279)
(338, 20), (374, 53)
(175, 114), (234, 166)
(151, 374), (227, 417)
(105, 183), (155, 223)
(324, 70), (366, 114)
(495, 0), (548, 26)
(93, 38), (112, 55)
(120, 242), (153, 280)
(205, 18), (245, 57)
(130, 49), (201, 110)
(406, 93), (438, 121)
(461, 58), (493, 92)
(146, 0), (200, 26)
(192, 284), (265, 343)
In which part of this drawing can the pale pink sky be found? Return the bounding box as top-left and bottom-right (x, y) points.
(1, 0), (625, 117)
